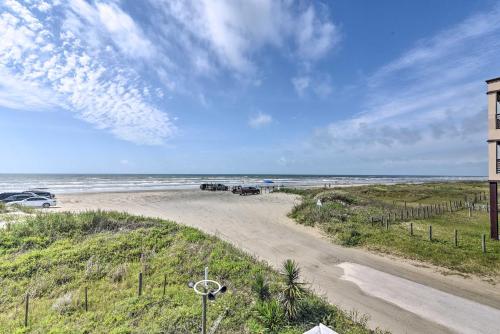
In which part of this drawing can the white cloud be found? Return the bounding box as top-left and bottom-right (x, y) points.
(292, 76), (310, 96)
(295, 5), (339, 61)
(249, 112), (272, 128)
(310, 4), (500, 173)
(150, 0), (339, 74)
(292, 74), (332, 97)
(0, 0), (175, 145)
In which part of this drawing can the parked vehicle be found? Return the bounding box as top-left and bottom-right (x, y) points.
(231, 186), (242, 194)
(24, 189), (55, 199)
(1, 193), (36, 203)
(6, 196), (56, 208)
(0, 192), (21, 201)
(239, 186), (260, 195)
(200, 183), (228, 191)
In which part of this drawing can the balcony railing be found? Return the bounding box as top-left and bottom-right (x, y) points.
(497, 114), (500, 129)
(497, 159), (500, 174)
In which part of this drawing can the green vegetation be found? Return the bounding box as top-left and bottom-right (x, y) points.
(282, 182), (500, 277)
(0, 211), (384, 333)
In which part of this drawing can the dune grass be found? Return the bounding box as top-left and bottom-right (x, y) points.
(282, 182), (500, 277)
(0, 211), (384, 334)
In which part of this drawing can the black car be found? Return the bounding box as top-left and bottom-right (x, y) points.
(1, 193), (36, 203)
(239, 186), (260, 195)
(24, 190), (55, 199)
(200, 183), (228, 191)
(0, 192), (21, 201)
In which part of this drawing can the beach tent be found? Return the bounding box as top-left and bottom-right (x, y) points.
(303, 323), (338, 334)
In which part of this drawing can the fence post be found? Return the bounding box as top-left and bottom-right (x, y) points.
(468, 207), (472, 217)
(454, 229), (458, 247)
(24, 293), (29, 327)
(429, 225), (433, 241)
(410, 222), (413, 236)
(385, 218), (389, 230)
(138, 272), (143, 297)
(482, 234), (486, 253)
(85, 287), (88, 312)
(163, 274), (167, 297)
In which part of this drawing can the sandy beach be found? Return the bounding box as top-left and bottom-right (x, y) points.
(53, 189), (500, 334)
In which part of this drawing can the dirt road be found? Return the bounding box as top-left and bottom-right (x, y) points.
(55, 190), (500, 334)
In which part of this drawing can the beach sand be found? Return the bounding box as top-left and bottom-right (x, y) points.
(54, 190), (500, 334)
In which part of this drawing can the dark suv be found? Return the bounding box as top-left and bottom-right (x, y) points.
(1, 193), (36, 203)
(239, 186), (260, 195)
(24, 190), (55, 199)
(200, 183), (228, 191)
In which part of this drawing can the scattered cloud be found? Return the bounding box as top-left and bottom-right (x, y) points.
(295, 5), (340, 61)
(292, 74), (332, 97)
(150, 0), (340, 74)
(249, 112), (273, 129)
(0, 0), (174, 145)
(292, 76), (310, 96)
(310, 4), (500, 173)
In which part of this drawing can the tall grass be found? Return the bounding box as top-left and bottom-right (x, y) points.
(0, 211), (382, 333)
(285, 182), (500, 277)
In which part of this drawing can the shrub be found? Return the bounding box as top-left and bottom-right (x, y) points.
(52, 292), (75, 314)
(254, 300), (285, 334)
(280, 259), (306, 321)
(110, 264), (128, 283)
(251, 272), (270, 301)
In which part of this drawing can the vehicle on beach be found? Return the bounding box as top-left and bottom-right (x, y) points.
(6, 196), (56, 208)
(1, 190), (56, 203)
(200, 183), (229, 191)
(1, 193), (37, 203)
(0, 192), (20, 201)
(234, 186), (260, 195)
(24, 189), (55, 199)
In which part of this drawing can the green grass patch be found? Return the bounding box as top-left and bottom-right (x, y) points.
(0, 211), (384, 333)
(282, 182), (500, 277)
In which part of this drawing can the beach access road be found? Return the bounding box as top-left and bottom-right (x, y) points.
(55, 190), (500, 334)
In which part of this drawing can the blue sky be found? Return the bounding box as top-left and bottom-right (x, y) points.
(1, 0), (499, 175)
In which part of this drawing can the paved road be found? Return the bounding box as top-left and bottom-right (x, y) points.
(56, 190), (500, 334)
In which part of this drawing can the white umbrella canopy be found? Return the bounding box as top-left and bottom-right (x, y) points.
(303, 323), (338, 334)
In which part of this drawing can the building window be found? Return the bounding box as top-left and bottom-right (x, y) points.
(497, 93), (500, 129)
(497, 142), (500, 173)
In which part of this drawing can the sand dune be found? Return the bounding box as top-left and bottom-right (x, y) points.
(54, 190), (500, 334)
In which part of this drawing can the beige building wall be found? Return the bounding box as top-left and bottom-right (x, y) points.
(487, 77), (500, 181)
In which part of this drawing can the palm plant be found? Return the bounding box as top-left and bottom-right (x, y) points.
(255, 300), (285, 334)
(252, 272), (271, 301)
(280, 259), (306, 321)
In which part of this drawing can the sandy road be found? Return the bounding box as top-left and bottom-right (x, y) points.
(55, 190), (500, 334)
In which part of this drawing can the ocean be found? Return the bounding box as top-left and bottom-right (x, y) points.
(0, 174), (486, 194)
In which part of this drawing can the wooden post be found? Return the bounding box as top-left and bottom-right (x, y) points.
(385, 219), (389, 230)
(370, 217), (373, 226)
(469, 207), (472, 217)
(454, 229), (458, 247)
(410, 222), (413, 236)
(24, 293), (29, 327)
(85, 287), (88, 312)
(429, 225), (433, 241)
(138, 272), (143, 297)
(163, 274), (167, 297)
(482, 234), (486, 253)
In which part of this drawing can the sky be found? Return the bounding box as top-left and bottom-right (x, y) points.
(1, 0), (500, 175)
